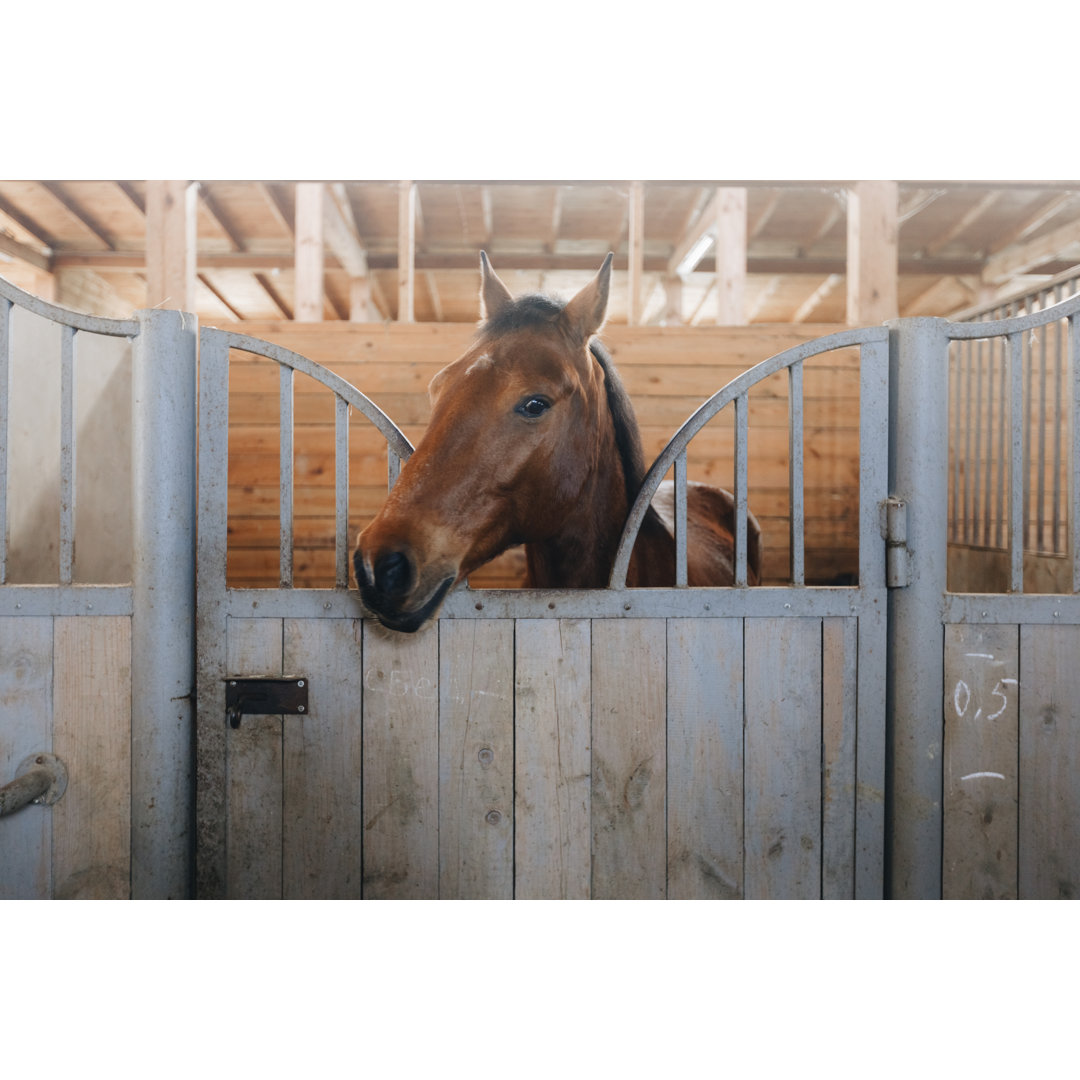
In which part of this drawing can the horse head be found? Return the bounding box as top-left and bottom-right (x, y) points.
(354, 253), (619, 632)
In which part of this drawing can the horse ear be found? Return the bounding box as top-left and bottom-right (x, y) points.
(479, 251), (514, 322)
(562, 252), (613, 342)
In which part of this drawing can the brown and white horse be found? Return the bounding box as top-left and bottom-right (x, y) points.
(354, 253), (761, 632)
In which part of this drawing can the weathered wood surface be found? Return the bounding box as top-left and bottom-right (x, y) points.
(201, 612), (884, 899)
(218, 322), (861, 588)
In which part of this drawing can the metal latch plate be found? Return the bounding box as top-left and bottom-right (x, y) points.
(225, 677), (309, 728)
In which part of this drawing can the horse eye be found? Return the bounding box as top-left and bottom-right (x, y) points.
(517, 396), (551, 418)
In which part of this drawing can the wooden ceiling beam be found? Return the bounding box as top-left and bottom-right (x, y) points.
(668, 188), (717, 275)
(748, 191), (782, 240)
(49, 248), (1010, 277)
(480, 186), (494, 246)
(254, 272), (293, 319)
(627, 181), (644, 326)
(424, 271), (443, 322)
(0, 192), (58, 249)
(921, 190), (999, 257)
(199, 185), (247, 251)
(746, 274), (784, 321)
(295, 182), (325, 322)
(41, 181), (117, 249)
(984, 192), (1076, 255)
(982, 215), (1080, 283)
(323, 183), (368, 279)
(398, 180), (416, 322)
(793, 273), (842, 323)
(260, 182), (295, 235)
(546, 186), (564, 253)
(898, 187), (946, 225)
(197, 272), (245, 319)
(115, 181), (146, 215)
(0, 231), (51, 271)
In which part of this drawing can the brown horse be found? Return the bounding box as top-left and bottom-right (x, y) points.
(354, 253), (761, 632)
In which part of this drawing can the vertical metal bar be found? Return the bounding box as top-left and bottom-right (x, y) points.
(858, 336), (889, 591)
(674, 450), (688, 586)
(0, 298), (10, 585)
(788, 361), (805, 585)
(996, 333), (1007, 549)
(1053, 291), (1064, 555)
(962, 338), (974, 544)
(1009, 331), (1024, 592)
(972, 337), (984, 545)
(734, 392), (749, 587)
(335, 395), (349, 588)
(59, 325), (76, 585)
(1037, 320), (1048, 551)
(1023, 326), (1033, 553)
(132, 309), (197, 898)
(279, 363), (294, 588)
(981, 336), (996, 550)
(948, 342), (959, 543)
(1070, 314), (1080, 593)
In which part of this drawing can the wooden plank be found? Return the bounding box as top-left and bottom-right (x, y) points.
(225, 617), (283, 899)
(943, 624), (1019, 899)
(52, 616), (131, 899)
(591, 618), (667, 899)
(715, 187), (747, 325)
(0, 617), (53, 899)
(361, 618), (439, 898)
(282, 618), (365, 899)
(666, 617), (744, 899)
(514, 619), (591, 899)
(822, 616), (858, 898)
(627, 181), (644, 326)
(438, 620), (514, 899)
(1019, 623), (1080, 899)
(145, 180), (196, 312)
(846, 181), (898, 324)
(295, 182), (325, 323)
(398, 181), (416, 322)
(743, 617), (822, 899)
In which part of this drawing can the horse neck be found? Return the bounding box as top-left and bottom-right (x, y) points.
(523, 380), (631, 589)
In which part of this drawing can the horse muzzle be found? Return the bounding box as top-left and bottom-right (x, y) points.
(354, 546), (455, 633)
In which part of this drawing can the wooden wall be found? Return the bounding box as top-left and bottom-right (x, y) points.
(220, 322), (860, 588)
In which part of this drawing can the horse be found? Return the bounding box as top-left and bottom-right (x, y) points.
(354, 252), (761, 633)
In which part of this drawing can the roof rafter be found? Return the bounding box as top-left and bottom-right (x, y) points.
(793, 273), (842, 323)
(982, 215), (1080, 283)
(922, 190), (999, 257)
(41, 181), (117, 249)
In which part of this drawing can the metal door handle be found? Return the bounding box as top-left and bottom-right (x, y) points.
(0, 754), (68, 817)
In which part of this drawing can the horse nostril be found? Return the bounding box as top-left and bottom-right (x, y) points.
(374, 551), (412, 598)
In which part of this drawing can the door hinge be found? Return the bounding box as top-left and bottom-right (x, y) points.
(880, 497), (911, 588)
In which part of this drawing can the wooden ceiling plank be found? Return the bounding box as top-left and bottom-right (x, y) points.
(546, 186), (564, 253)
(424, 271), (443, 322)
(116, 181), (146, 216)
(41, 181), (117, 249)
(145, 180), (197, 312)
(922, 190), (1000, 257)
(668, 189), (717, 275)
(984, 192), (1076, 255)
(480, 186), (494, 246)
(846, 180), (898, 323)
(323, 184), (368, 279)
(802, 199), (843, 251)
(898, 187), (946, 225)
(748, 191), (782, 240)
(746, 274), (784, 321)
(260, 182), (295, 235)
(714, 187), (747, 325)
(982, 215), (1080, 283)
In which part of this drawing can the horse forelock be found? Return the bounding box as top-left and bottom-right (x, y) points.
(478, 293), (565, 338)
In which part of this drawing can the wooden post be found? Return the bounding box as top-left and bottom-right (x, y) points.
(295, 183), (325, 322)
(145, 180), (197, 312)
(847, 181), (898, 324)
(714, 187), (747, 325)
(627, 181), (644, 326)
(398, 181), (416, 322)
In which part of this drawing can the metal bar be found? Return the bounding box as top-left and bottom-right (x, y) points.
(734, 392), (749, 586)
(59, 325), (76, 585)
(389, 449), (402, 491)
(996, 334), (1006, 548)
(0, 275), (138, 336)
(962, 338), (973, 544)
(980, 337), (997, 549)
(335, 395), (349, 588)
(1023, 326), (1034, 553)
(0, 297), (10, 584)
(858, 336), (889, 590)
(674, 450), (688, 586)
(973, 337), (985, 545)
(1071, 314), (1080, 593)
(948, 342), (959, 544)
(1037, 318), (1048, 550)
(789, 362), (805, 585)
(1053, 293), (1064, 555)
(279, 363), (294, 588)
(131, 309), (197, 898)
(1009, 331), (1024, 592)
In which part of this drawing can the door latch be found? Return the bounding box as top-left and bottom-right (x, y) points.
(224, 677), (309, 728)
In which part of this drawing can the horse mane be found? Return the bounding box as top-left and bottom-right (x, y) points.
(478, 295), (648, 511)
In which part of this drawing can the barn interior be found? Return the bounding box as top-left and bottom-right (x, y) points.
(2, 180), (1078, 590)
